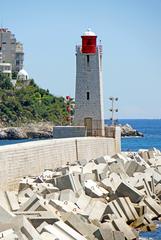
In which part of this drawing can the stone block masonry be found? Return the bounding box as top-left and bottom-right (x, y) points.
(0, 137), (119, 191)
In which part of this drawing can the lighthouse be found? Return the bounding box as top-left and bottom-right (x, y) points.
(74, 29), (105, 136)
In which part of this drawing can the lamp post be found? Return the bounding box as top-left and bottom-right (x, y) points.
(109, 97), (118, 126)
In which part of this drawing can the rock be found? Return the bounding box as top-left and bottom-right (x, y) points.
(0, 122), (53, 140)
(0, 130), (7, 139)
(0, 127), (27, 139)
(121, 124), (144, 137)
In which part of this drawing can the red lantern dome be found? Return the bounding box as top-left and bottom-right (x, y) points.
(81, 28), (97, 54)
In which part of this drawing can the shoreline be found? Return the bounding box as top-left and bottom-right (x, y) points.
(0, 122), (143, 140)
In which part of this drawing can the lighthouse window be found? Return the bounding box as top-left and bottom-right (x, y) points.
(87, 91), (90, 100)
(87, 55), (90, 64)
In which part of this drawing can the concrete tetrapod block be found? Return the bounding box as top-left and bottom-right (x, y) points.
(42, 170), (54, 180)
(123, 197), (139, 220)
(45, 191), (60, 201)
(88, 200), (107, 221)
(99, 222), (126, 240)
(18, 187), (34, 201)
(35, 183), (59, 195)
(18, 177), (35, 192)
(98, 227), (114, 240)
(0, 229), (19, 239)
(105, 201), (127, 220)
(77, 159), (87, 166)
(0, 191), (12, 211)
(115, 197), (136, 221)
(113, 230), (126, 240)
(0, 205), (14, 224)
(109, 173), (122, 190)
(134, 155), (150, 169)
(108, 197), (139, 222)
(112, 218), (138, 240)
(51, 220), (88, 240)
(37, 222), (48, 235)
(12, 211), (60, 231)
(6, 191), (19, 211)
(59, 189), (77, 203)
(54, 173), (83, 194)
(94, 156), (107, 164)
(76, 193), (107, 221)
(109, 162), (128, 180)
(40, 224), (84, 240)
(92, 164), (108, 182)
(112, 153), (128, 164)
(148, 150), (155, 159)
(100, 177), (116, 192)
(76, 193), (91, 210)
(84, 179), (108, 198)
(139, 151), (149, 161)
(144, 196), (161, 217)
(131, 213), (154, 230)
(116, 181), (144, 203)
(154, 183), (161, 198)
(61, 212), (97, 240)
(79, 172), (96, 185)
(9, 215), (42, 239)
(40, 232), (57, 240)
(142, 178), (154, 197)
(145, 168), (161, 183)
(125, 160), (145, 177)
(18, 194), (46, 212)
(49, 199), (86, 216)
(82, 162), (98, 174)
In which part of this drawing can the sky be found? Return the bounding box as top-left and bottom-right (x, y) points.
(1, 0), (161, 119)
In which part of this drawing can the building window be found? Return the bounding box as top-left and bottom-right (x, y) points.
(87, 91), (90, 100)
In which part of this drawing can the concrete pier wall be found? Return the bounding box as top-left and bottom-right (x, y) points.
(0, 137), (120, 190)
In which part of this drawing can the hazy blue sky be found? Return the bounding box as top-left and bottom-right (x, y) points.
(1, 0), (161, 119)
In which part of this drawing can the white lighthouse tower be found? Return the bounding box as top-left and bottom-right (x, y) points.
(74, 29), (105, 136)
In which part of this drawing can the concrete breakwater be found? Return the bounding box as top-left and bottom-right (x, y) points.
(0, 137), (120, 191)
(0, 148), (161, 239)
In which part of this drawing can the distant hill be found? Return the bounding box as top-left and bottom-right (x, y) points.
(0, 74), (68, 126)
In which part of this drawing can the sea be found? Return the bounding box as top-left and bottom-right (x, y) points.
(0, 119), (161, 239)
(105, 119), (161, 152)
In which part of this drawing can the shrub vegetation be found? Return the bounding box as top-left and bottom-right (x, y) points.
(0, 73), (68, 126)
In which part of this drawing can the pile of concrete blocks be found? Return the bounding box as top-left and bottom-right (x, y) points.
(1, 148), (161, 239)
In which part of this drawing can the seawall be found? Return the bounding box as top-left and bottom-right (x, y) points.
(0, 137), (120, 190)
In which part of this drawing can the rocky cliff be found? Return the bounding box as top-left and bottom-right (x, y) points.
(0, 122), (53, 140)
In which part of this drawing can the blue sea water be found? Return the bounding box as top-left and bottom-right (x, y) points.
(105, 119), (161, 152)
(0, 138), (39, 146)
(139, 223), (161, 240)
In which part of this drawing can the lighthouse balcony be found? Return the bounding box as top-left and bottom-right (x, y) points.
(75, 45), (103, 54)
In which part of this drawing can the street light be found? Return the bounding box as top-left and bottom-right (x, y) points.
(109, 97), (118, 126)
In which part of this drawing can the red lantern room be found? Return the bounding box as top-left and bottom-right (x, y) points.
(81, 28), (97, 54)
